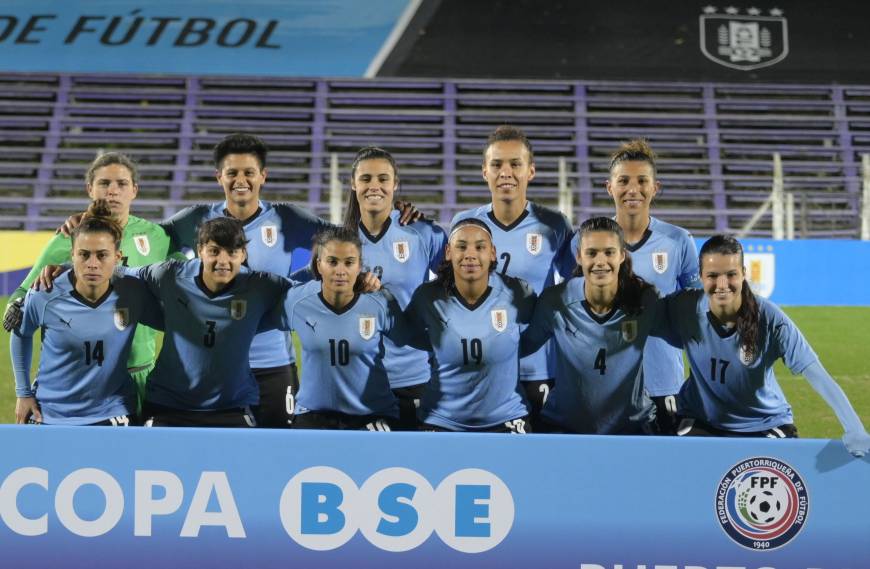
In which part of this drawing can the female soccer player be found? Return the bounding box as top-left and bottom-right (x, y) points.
(403, 218), (536, 432)
(9, 200), (161, 425)
(4, 153), (173, 409)
(578, 138), (701, 433)
(522, 217), (663, 434)
(344, 146), (446, 428)
(668, 235), (870, 457)
(277, 227), (405, 431)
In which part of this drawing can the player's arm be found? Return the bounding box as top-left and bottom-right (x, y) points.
(427, 223), (448, 273)
(8, 293), (43, 424)
(6, 234), (72, 309)
(678, 233), (702, 289)
(519, 289), (554, 357)
(802, 361), (870, 457)
(555, 217), (578, 279)
(394, 290), (432, 351)
(651, 292), (684, 348)
(159, 205), (207, 258)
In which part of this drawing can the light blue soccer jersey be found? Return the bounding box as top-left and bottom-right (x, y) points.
(359, 210), (446, 388)
(405, 274), (536, 430)
(161, 200), (331, 368)
(131, 259), (289, 410)
(571, 216), (700, 396)
(9, 272), (162, 424)
(452, 201), (574, 381)
(277, 280), (402, 418)
(521, 277), (663, 434)
(667, 290), (817, 432)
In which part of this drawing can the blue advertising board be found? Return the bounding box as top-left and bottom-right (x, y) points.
(0, 0), (412, 76)
(0, 427), (866, 568)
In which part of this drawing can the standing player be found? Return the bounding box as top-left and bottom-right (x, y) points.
(276, 227), (404, 431)
(521, 217), (663, 434)
(404, 219), (535, 432)
(3, 153), (172, 410)
(160, 134), (422, 428)
(451, 125), (574, 426)
(9, 200), (161, 425)
(584, 139), (702, 433)
(344, 146), (446, 428)
(668, 235), (870, 457)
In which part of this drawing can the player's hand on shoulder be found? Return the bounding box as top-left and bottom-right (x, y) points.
(32, 265), (67, 292)
(842, 428), (870, 458)
(358, 271), (382, 293)
(15, 397), (41, 425)
(57, 212), (85, 237)
(395, 200), (425, 225)
(2, 297), (24, 332)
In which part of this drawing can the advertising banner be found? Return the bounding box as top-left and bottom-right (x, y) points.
(0, 0), (411, 76)
(0, 427), (866, 568)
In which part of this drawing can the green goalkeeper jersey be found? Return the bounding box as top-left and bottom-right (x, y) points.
(8, 215), (174, 370)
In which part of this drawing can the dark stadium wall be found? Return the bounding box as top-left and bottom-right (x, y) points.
(374, 0), (870, 83)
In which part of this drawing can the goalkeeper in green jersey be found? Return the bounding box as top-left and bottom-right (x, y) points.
(3, 152), (178, 415)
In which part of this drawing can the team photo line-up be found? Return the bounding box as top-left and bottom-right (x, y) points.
(3, 127), (868, 457)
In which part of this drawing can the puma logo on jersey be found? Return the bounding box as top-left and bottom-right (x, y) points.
(305, 319), (317, 332)
(58, 317), (72, 328)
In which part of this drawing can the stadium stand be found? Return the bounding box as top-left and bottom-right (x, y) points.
(0, 73), (866, 237)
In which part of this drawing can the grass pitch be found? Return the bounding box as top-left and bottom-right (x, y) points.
(0, 294), (867, 438)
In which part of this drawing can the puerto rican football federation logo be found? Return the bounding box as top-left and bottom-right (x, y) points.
(652, 251), (668, 274)
(133, 235), (150, 256)
(359, 315), (376, 340)
(526, 233), (543, 255)
(261, 224), (278, 247)
(392, 241), (410, 263)
(700, 6), (789, 71)
(621, 320), (637, 342)
(230, 300), (247, 320)
(715, 456), (808, 550)
(491, 309), (508, 332)
(113, 308), (130, 331)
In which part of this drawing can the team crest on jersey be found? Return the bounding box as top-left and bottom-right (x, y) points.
(133, 235), (150, 256)
(621, 320), (638, 342)
(261, 224), (278, 247)
(230, 300), (247, 320)
(526, 233), (543, 255)
(359, 315), (376, 340)
(113, 308), (130, 331)
(652, 251), (668, 274)
(738, 344), (756, 366)
(491, 309), (508, 332)
(392, 241), (410, 263)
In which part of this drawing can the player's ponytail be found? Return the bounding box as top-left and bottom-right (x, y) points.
(574, 217), (653, 316)
(699, 235), (760, 359)
(344, 146), (400, 230)
(71, 198), (123, 250)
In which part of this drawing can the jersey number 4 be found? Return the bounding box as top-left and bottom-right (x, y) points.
(594, 348), (607, 375)
(83, 340), (105, 366)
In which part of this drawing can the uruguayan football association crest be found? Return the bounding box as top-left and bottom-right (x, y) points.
(134, 235), (150, 256)
(738, 344), (756, 366)
(526, 233), (543, 255)
(359, 315), (376, 340)
(261, 224), (278, 247)
(392, 241), (410, 263)
(230, 299), (247, 320)
(699, 6), (789, 71)
(652, 251), (668, 274)
(113, 308), (130, 331)
(491, 309), (508, 332)
(621, 320), (638, 342)
(745, 247), (775, 298)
